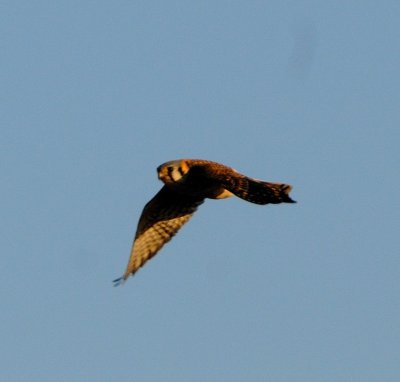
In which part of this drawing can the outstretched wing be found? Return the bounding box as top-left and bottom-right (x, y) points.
(113, 186), (204, 285)
(222, 175), (296, 205)
(187, 160), (296, 205)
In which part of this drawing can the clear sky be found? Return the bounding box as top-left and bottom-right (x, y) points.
(2, 1), (399, 381)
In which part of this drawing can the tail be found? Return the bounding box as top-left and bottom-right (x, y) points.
(226, 177), (296, 205)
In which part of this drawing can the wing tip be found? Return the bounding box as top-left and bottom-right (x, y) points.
(112, 276), (126, 287)
(281, 184), (296, 204)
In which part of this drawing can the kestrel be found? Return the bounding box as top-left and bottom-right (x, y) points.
(113, 159), (296, 285)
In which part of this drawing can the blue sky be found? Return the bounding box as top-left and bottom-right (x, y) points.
(2, 1), (399, 381)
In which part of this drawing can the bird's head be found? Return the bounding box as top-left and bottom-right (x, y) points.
(157, 159), (190, 184)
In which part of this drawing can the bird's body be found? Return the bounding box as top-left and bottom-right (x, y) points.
(113, 159), (295, 285)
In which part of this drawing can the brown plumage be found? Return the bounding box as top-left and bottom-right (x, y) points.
(113, 159), (295, 285)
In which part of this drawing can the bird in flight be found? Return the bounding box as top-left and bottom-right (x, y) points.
(113, 159), (295, 285)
